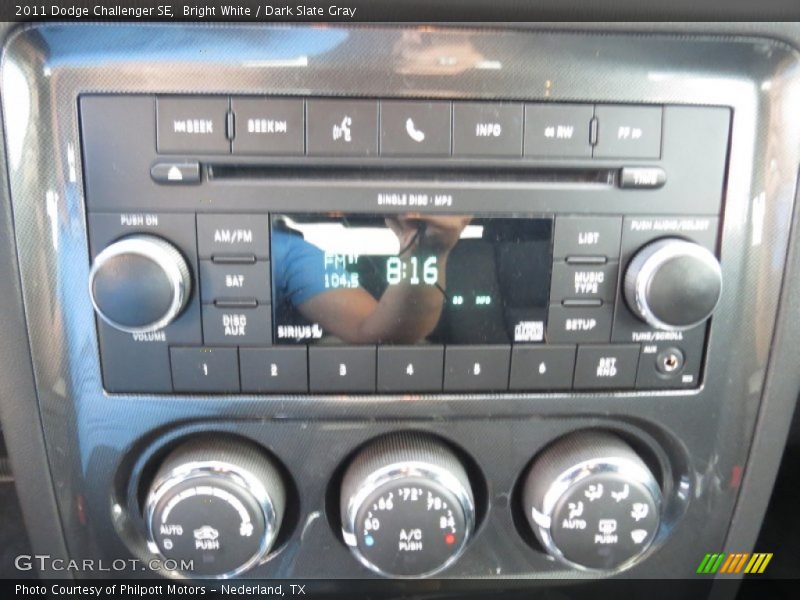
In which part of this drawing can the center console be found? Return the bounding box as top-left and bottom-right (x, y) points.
(3, 23), (800, 582)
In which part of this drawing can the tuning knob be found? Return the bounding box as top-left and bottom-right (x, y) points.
(340, 433), (475, 578)
(522, 431), (661, 571)
(144, 438), (286, 578)
(89, 235), (191, 333)
(623, 238), (722, 331)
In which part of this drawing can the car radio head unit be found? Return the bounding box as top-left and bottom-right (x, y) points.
(79, 94), (729, 396)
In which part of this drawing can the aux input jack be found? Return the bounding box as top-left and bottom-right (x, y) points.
(655, 347), (685, 376)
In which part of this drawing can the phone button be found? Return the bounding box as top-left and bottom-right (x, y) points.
(380, 100), (451, 156)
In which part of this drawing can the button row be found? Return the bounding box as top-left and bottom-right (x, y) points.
(169, 344), (643, 393)
(156, 96), (662, 160)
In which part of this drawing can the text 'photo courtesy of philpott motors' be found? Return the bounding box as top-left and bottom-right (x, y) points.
(270, 213), (553, 346)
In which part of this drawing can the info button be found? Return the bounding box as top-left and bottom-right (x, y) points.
(452, 102), (523, 157)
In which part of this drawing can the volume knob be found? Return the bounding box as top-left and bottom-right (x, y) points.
(89, 235), (191, 333)
(623, 238), (722, 331)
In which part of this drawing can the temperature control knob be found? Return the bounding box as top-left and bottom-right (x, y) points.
(144, 438), (285, 578)
(340, 433), (475, 578)
(624, 238), (722, 331)
(89, 235), (191, 333)
(522, 431), (661, 571)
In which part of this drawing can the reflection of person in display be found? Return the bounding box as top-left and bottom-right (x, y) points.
(273, 215), (470, 344)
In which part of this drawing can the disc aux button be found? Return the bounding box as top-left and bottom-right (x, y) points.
(202, 305), (271, 346)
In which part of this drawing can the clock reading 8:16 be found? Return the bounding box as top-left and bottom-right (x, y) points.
(385, 256), (439, 286)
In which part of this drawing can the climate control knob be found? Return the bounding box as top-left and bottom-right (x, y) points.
(89, 235), (191, 333)
(340, 433), (475, 578)
(522, 431), (661, 571)
(624, 238), (722, 331)
(144, 438), (286, 578)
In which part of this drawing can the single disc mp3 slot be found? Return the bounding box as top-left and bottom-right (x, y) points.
(208, 164), (616, 186)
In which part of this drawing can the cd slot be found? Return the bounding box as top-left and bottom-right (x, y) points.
(208, 164), (616, 186)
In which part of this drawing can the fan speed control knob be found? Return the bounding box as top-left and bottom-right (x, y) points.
(522, 431), (662, 571)
(89, 235), (191, 333)
(624, 238), (722, 331)
(144, 438), (286, 578)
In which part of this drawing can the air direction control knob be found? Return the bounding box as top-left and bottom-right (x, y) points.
(624, 237), (722, 331)
(144, 438), (286, 578)
(340, 433), (475, 578)
(89, 235), (191, 333)
(522, 431), (661, 571)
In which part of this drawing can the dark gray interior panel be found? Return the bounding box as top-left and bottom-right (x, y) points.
(2, 22), (800, 583)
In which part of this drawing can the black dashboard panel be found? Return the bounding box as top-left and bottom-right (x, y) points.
(2, 22), (800, 583)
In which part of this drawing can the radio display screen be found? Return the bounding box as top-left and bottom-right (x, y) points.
(270, 214), (553, 345)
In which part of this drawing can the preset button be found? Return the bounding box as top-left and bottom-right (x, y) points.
(444, 346), (511, 391)
(240, 347), (308, 393)
(170, 347), (240, 393)
(377, 346), (444, 392)
(509, 345), (576, 391)
(309, 346), (376, 392)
